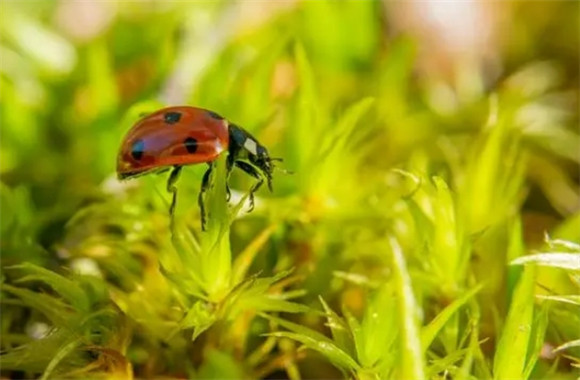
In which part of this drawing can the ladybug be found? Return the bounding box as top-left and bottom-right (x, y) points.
(117, 106), (279, 229)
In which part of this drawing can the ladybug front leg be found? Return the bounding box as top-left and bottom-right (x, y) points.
(166, 165), (182, 221)
(198, 164), (213, 231)
(247, 179), (264, 212)
(234, 161), (263, 212)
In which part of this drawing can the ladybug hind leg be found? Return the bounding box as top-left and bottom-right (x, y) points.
(235, 161), (264, 212)
(198, 165), (213, 231)
(167, 165), (182, 220)
(225, 148), (237, 202)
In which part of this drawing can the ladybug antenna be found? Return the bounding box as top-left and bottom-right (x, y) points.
(276, 167), (293, 175)
(267, 157), (292, 174)
(271, 161), (293, 175)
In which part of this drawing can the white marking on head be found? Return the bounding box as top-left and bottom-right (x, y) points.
(244, 138), (258, 155)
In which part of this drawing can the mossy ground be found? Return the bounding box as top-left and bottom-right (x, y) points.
(1, 2), (579, 379)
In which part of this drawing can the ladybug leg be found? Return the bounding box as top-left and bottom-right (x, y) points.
(226, 151), (236, 172)
(226, 184), (232, 202)
(225, 152), (236, 203)
(234, 161), (263, 212)
(248, 179), (264, 212)
(167, 165), (182, 218)
(266, 175), (273, 192)
(198, 165), (213, 231)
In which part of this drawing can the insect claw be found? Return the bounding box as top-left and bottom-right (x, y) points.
(248, 192), (255, 212)
(226, 185), (232, 201)
(198, 166), (212, 232)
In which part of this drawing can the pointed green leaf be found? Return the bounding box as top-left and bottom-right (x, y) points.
(536, 294), (580, 306)
(493, 264), (536, 379)
(40, 336), (83, 380)
(456, 321), (480, 380)
(179, 300), (217, 341)
(358, 286), (397, 368)
(247, 298), (310, 314)
(510, 253), (580, 270)
(265, 330), (360, 373)
(553, 339), (580, 353)
(2, 284), (73, 326)
(389, 236), (425, 380)
(422, 284), (484, 352)
(200, 154), (232, 301)
(232, 224), (276, 284)
(10, 263), (89, 311)
(319, 297), (353, 356)
(522, 305), (549, 379)
(343, 307), (363, 364)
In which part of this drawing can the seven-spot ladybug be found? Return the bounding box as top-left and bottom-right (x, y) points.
(117, 106), (279, 229)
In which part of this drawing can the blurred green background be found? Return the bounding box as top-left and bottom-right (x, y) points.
(1, 1), (579, 379)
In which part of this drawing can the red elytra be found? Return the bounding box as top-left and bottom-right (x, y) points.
(117, 106), (230, 179)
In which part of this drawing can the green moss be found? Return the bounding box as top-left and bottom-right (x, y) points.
(1, 1), (579, 379)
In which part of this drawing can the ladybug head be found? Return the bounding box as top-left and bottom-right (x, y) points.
(250, 144), (275, 189)
(229, 124), (279, 190)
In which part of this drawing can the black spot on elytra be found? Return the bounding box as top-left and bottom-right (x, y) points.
(164, 111), (182, 124)
(184, 137), (198, 153)
(131, 139), (145, 160)
(206, 110), (223, 120)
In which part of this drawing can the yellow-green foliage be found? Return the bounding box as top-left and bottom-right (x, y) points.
(1, 1), (579, 379)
